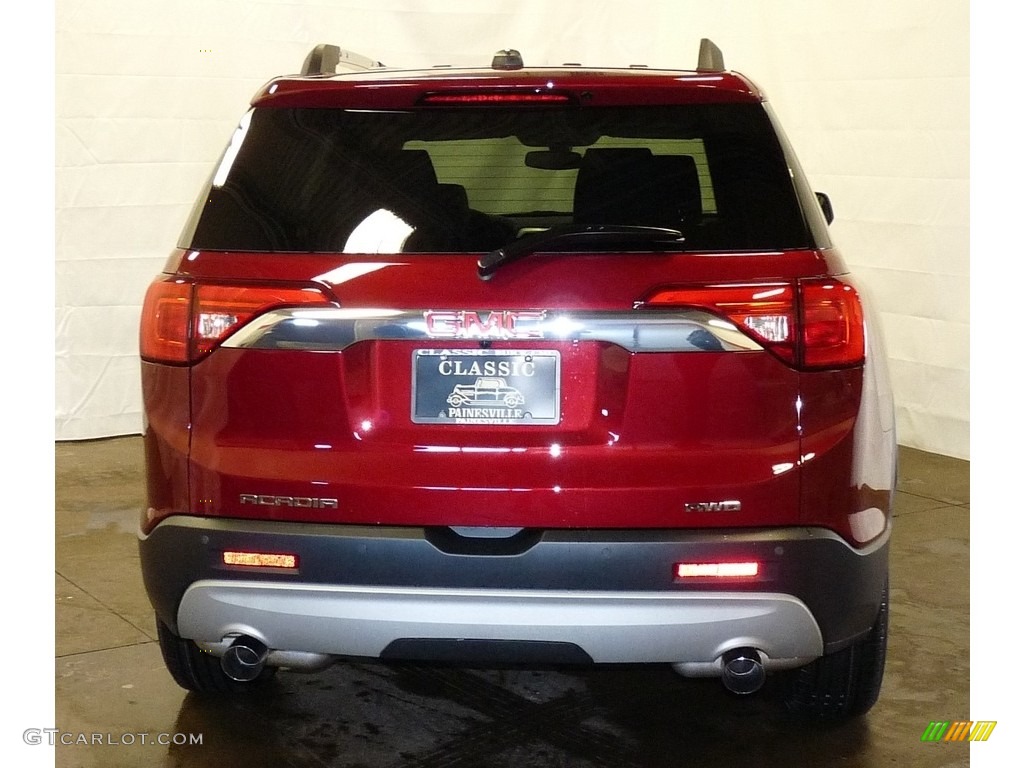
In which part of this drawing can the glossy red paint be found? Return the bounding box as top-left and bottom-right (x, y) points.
(140, 362), (190, 531)
(140, 246), (870, 542)
(251, 69), (763, 110)
(797, 366), (888, 545)
(185, 342), (800, 529)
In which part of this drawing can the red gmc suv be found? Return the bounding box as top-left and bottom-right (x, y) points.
(138, 41), (895, 719)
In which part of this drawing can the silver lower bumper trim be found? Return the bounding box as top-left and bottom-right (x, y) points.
(178, 581), (823, 670)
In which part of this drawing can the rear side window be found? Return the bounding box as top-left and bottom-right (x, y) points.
(182, 104), (812, 253)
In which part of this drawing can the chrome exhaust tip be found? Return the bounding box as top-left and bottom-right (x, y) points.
(221, 635), (269, 682)
(720, 647), (765, 695)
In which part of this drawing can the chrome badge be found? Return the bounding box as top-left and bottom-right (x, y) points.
(424, 310), (546, 340)
(684, 500), (742, 513)
(240, 494), (338, 509)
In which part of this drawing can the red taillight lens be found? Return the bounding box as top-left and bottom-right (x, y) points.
(800, 280), (865, 368)
(644, 278), (865, 370)
(191, 284), (329, 359)
(140, 278), (192, 363)
(645, 283), (798, 363)
(140, 278), (331, 364)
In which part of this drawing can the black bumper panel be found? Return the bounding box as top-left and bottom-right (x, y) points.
(139, 517), (888, 653)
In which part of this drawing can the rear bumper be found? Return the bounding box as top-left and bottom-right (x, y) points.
(139, 517), (888, 666)
(179, 581), (822, 672)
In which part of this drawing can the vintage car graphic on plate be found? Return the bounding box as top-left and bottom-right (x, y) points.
(447, 377), (525, 408)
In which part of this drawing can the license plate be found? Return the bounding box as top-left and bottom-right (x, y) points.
(411, 349), (560, 425)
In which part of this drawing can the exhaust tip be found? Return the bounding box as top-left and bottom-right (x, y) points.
(720, 647), (765, 695)
(221, 635), (269, 682)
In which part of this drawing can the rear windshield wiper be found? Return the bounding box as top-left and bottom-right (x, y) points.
(477, 224), (685, 281)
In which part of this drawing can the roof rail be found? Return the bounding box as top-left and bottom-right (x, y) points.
(696, 38), (725, 72)
(300, 44), (385, 75)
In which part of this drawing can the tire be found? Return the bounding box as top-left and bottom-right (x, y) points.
(781, 580), (889, 720)
(156, 618), (276, 694)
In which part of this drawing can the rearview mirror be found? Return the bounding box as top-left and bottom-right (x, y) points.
(525, 149), (582, 170)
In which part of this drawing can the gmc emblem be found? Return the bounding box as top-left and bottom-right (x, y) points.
(424, 310), (546, 340)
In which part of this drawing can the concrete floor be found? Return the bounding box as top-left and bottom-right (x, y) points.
(55, 437), (969, 768)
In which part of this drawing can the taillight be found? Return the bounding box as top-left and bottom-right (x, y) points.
(140, 279), (191, 363)
(140, 277), (331, 364)
(190, 284), (330, 359)
(644, 278), (865, 370)
(800, 280), (865, 368)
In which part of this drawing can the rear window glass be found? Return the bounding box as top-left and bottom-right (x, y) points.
(403, 137), (717, 216)
(182, 104), (811, 253)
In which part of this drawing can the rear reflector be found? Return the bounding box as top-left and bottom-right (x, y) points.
(675, 562), (759, 579)
(140, 277), (332, 364)
(223, 551), (298, 569)
(644, 278), (865, 370)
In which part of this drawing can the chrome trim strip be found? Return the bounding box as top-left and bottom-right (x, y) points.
(222, 308), (763, 353)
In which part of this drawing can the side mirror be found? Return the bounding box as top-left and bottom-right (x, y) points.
(815, 192), (834, 225)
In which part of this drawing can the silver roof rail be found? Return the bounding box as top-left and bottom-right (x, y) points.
(300, 44), (385, 75)
(696, 39), (725, 72)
